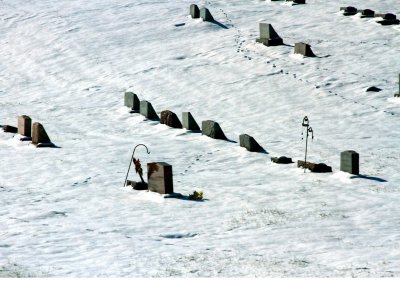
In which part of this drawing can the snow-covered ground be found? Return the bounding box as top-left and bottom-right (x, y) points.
(1, 0), (399, 277)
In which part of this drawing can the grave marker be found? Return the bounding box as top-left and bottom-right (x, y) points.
(160, 110), (182, 128)
(340, 150), (359, 175)
(376, 13), (400, 25)
(395, 74), (400, 97)
(202, 120), (227, 140)
(147, 162), (173, 194)
(18, 115), (31, 137)
(190, 4), (200, 18)
(182, 112), (200, 131)
(239, 134), (264, 152)
(256, 23), (283, 46)
(340, 6), (357, 16)
(2, 125), (17, 133)
(271, 156), (293, 164)
(124, 92), (140, 112)
(140, 100), (159, 120)
(294, 42), (316, 57)
(32, 122), (54, 147)
(297, 160), (332, 173)
(200, 7), (214, 22)
(359, 9), (375, 18)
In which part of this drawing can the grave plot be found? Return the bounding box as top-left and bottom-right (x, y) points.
(294, 42), (316, 57)
(256, 23), (283, 46)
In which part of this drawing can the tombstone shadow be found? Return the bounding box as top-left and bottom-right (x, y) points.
(350, 174), (387, 183)
(210, 20), (229, 29)
(164, 193), (209, 202)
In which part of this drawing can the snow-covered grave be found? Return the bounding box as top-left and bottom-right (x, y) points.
(1, 0), (400, 277)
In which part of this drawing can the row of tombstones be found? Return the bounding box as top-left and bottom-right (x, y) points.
(1, 115), (54, 147)
(124, 92), (360, 175)
(341, 6), (400, 25)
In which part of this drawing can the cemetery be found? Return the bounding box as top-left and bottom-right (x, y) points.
(1, 0), (399, 278)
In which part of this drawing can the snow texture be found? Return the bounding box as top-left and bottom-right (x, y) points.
(1, 0), (400, 277)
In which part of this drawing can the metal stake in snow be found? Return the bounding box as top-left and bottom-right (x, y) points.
(301, 116), (314, 173)
(124, 144), (150, 186)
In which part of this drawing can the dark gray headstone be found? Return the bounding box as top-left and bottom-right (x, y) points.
(340, 150), (359, 175)
(360, 9), (375, 18)
(239, 134), (264, 152)
(366, 86), (382, 92)
(293, 0), (305, 4)
(182, 112), (200, 131)
(341, 6), (357, 16)
(18, 115), (31, 137)
(202, 120), (227, 140)
(271, 156), (293, 164)
(375, 13), (399, 25)
(160, 110), (182, 128)
(200, 7), (214, 22)
(297, 160), (332, 173)
(147, 162), (173, 194)
(124, 92), (140, 112)
(256, 23), (283, 46)
(32, 122), (52, 145)
(190, 4), (200, 18)
(140, 100), (159, 120)
(382, 13), (396, 20)
(2, 125), (17, 133)
(396, 74), (400, 97)
(294, 42), (316, 57)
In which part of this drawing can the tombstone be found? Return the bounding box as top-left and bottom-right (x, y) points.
(297, 160), (332, 173)
(202, 120), (227, 140)
(375, 13), (399, 25)
(32, 122), (54, 147)
(140, 100), (159, 120)
(190, 4), (200, 18)
(340, 6), (357, 16)
(366, 86), (382, 92)
(147, 162), (173, 194)
(256, 23), (283, 46)
(239, 134), (264, 152)
(160, 110), (182, 129)
(200, 7), (214, 22)
(2, 125), (17, 133)
(395, 74), (400, 97)
(124, 92), (140, 112)
(182, 112), (200, 131)
(271, 156), (293, 164)
(288, 0), (306, 4)
(18, 115), (31, 137)
(340, 150), (359, 175)
(359, 9), (375, 18)
(294, 42), (316, 57)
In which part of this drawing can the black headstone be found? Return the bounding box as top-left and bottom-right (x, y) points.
(190, 4), (200, 18)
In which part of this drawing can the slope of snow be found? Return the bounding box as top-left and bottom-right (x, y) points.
(1, 0), (399, 277)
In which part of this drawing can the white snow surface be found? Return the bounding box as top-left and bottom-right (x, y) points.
(1, 0), (400, 277)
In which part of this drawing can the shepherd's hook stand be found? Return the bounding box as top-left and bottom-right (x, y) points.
(301, 116), (314, 173)
(124, 144), (150, 186)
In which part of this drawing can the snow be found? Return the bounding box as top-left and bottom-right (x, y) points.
(1, 0), (400, 277)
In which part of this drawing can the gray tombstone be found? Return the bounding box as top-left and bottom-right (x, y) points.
(239, 134), (264, 152)
(256, 23), (283, 46)
(124, 92), (140, 112)
(200, 7), (214, 22)
(147, 162), (173, 194)
(32, 122), (54, 147)
(395, 74), (400, 97)
(160, 110), (182, 128)
(182, 112), (200, 131)
(340, 150), (359, 175)
(294, 42), (316, 57)
(341, 6), (357, 16)
(190, 4), (200, 18)
(359, 9), (375, 18)
(202, 120), (227, 140)
(140, 100), (159, 120)
(18, 115), (31, 137)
